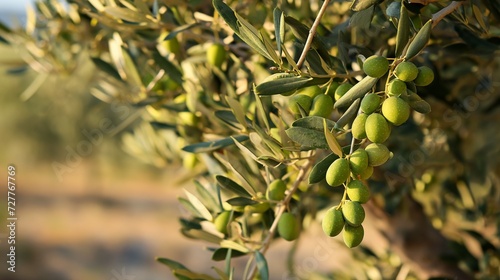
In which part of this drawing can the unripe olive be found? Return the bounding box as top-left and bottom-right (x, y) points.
(310, 94), (334, 117)
(395, 61), (419, 82)
(297, 85), (322, 99)
(326, 81), (340, 100)
(365, 143), (390, 166)
(322, 207), (344, 237)
(360, 93), (381, 114)
(207, 43), (227, 68)
(382, 96), (411, 126)
(363, 55), (389, 78)
(349, 149), (368, 175)
(343, 224), (364, 248)
(334, 83), (353, 101)
(352, 113), (368, 140)
(342, 200), (365, 226)
(346, 180), (371, 204)
(214, 211), (232, 234)
(278, 212), (300, 241)
(289, 94), (313, 115)
(365, 113), (390, 143)
(266, 179), (286, 201)
(326, 158), (350, 187)
(414, 66), (434, 86)
(387, 79), (407, 97)
(359, 165), (374, 180)
(163, 37), (181, 55)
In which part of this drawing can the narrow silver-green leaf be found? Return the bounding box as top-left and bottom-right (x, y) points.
(405, 19), (433, 60)
(105, 6), (148, 23)
(323, 119), (343, 157)
(256, 75), (312, 96)
(254, 251), (269, 280)
(216, 175), (252, 198)
(226, 97), (248, 131)
(335, 98), (361, 129)
(182, 135), (249, 153)
(396, 4), (410, 58)
(334, 76), (378, 109)
(273, 8), (285, 57)
(221, 240), (250, 253)
(184, 190), (213, 221)
(286, 127), (328, 149)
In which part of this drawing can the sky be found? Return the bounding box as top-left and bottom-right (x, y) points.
(0, 0), (33, 26)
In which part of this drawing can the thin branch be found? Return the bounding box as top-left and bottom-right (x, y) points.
(246, 152), (315, 280)
(432, 1), (467, 28)
(296, 0), (331, 69)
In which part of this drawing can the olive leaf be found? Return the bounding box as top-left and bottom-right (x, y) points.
(216, 175), (252, 198)
(323, 119), (343, 157)
(334, 76), (378, 109)
(182, 135), (249, 153)
(309, 153), (339, 184)
(351, 0), (380, 12)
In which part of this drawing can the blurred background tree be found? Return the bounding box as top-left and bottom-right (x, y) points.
(1, 0), (499, 279)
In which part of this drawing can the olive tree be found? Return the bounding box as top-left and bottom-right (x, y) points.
(1, 0), (499, 279)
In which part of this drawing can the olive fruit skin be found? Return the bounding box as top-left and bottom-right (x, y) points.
(387, 79), (407, 97)
(360, 93), (381, 114)
(382, 96), (410, 126)
(352, 113), (368, 140)
(395, 61), (419, 82)
(365, 143), (390, 166)
(359, 165), (374, 180)
(365, 113), (390, 143)
(289, 94), (313, 115)
(363, 55), (389, 78)
(310, 94), (334, 117)
(266, 179), (286, 201)
(214, 211), (232, 234)
(349, 149), (369, 175)
(347, 180), (371, 204)
(278, 212), (300, 241)
(343, 224), (364, 248)
(322, 207), (345, 237)
(207, 43), (227, 68)
(414, 66), (434, 86)
(342, 200), (365, 227)
(334, 83), (353, 101)
(326, 158), (350, 187)
(297, 85), (322, 99)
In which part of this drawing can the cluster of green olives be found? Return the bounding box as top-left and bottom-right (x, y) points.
(288, 85), (335, 118)
(322, 55), (434, 247)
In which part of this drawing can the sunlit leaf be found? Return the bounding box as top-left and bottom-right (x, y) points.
(211, 248), (247, 261)
(182, 135), (249, 153)
(216, 175), (252, 198)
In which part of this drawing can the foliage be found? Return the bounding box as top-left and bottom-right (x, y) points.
(1, 0), (500, 279)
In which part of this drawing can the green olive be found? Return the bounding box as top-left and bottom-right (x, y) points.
(359, 165), (374, 180)
(322, 207), (345, 237)
(382, 96), (410, 126)
(395, 61), (419, 82)
(342, 200), (365, 227)
(346, 180), (371, 204)
(363, 55), (389, 78)
(360, 93), (381, 114)
(387, 79), (407, 97)
(310, 94), (334, 117)
(334, 83), (353, 101)
(326, 158), (350, 187)
(352, 113), (368, 140)
(365, 143), (390, 166)
(365, 113), (390, 143)
(214, 211), (232, 234)
(343, 224), (364, 248)
(207, 43), (227, 68)
(297, 85), (322, 99)
(349, 149), (368, 175)
(266, 179), (287, 201)
(278, 212), (300, 241)
(289, 94), (313, 115)
(414, 66), (434, 86)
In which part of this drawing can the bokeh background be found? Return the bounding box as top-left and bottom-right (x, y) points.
(0, 2), (211, 279)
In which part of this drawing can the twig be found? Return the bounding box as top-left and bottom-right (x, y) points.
(431, 1), (467, 28)
(246, 152), (315, 280)
(296, 0), (331, 69)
